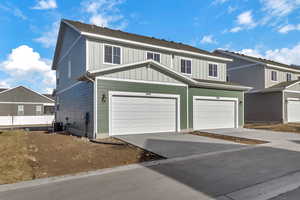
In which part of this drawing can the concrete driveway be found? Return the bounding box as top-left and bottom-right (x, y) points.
(116, 132), (245, 158)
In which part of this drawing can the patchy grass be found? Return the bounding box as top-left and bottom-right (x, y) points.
(189, 131), (268, 145)
(0, 130), (162, 185)
(245, 123), (300, 133)
(0, 130), (34, 184)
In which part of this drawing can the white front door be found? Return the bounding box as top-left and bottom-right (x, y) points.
(193, 97), (237, 130)
(110, 93), (178, 136)
(287, 100), (300, 122)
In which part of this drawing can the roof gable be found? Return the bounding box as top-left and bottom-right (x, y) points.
(0, 86), (54, 103)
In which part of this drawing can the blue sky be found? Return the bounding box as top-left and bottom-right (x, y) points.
(1, 0), (300, 93)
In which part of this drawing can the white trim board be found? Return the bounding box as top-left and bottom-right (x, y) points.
(108, 91), (181, 136)
(192, 95), (239, 129)
(0, 102), (54, 105)
(98, 77), (187, 87)
(62, 20), (232, 63)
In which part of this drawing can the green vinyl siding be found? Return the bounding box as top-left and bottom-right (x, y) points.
(188, 87), (244, 128)
(97, 79), (188, 135)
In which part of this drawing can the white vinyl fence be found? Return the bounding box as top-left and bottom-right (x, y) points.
(0, 115), (54, 126)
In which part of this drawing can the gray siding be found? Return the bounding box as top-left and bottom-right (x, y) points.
(228, 64), (265, 90)
(245, 92), (283, 123)
(87, 38), (227, 82)
(104, 66), (182, 84)
(56, 27), (86, 91)
(265, 67), (300, 88)
(56, 81), (94, 138)
(0, 104), (44, 116)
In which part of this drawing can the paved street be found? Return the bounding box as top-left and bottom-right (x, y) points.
(2, 129), (300, 200)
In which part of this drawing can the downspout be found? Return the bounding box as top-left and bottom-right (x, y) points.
(84, 75), (97, 139)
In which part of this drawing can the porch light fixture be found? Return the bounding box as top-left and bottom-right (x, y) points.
(101, 94), (107, 103)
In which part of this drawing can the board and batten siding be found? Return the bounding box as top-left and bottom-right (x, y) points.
(87, 39), (227, 82)
(265, 67), (300, 88)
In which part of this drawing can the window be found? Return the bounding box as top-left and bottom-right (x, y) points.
(271, 71), (277, 81)
(287, 73), (292, 81)
(209, 64), (218, 77)
(68, 60), (71, 78)
(181, 59), (192, 74)
(36, 105), (42, 115)
(147, 52), (160, 62)
(17, 105), (24, 116)
(104, 45), (121, 64)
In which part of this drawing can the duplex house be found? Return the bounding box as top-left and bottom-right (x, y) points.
(0, 86), (55, 126)
(52, 19), (250, 139)
(215, 50), (300, 123)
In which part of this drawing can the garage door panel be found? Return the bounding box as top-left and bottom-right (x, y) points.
(287, 100), (300, 122)
(193, 98), (236, 130)
(110, 95), (177, 135)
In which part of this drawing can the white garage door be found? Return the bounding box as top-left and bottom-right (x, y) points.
(110, 94), (178, 136)
(193, 98), (237, 130)
(287, 100), (300, 122)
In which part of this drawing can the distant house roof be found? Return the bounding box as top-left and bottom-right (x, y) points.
(0, 88), (8, 93)
(52, 19), (232, 69)
(42, 94), (55, 100)
(250, 80), (300, 93)
(215, 50), (300, 71)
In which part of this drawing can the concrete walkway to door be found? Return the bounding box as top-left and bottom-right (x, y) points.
(116, 132), (246, 158)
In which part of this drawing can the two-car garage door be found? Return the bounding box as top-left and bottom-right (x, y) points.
(287, 100), (300, 122)
(193, 97), (237, 130)
(110, 93), (178, 136)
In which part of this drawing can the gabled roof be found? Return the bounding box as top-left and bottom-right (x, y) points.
(82, 60), (251, 91)
(0, 88), (8, 93)
(0, 86), (55, 103)
(249, 80), (300, 93)
(215, 50), (300, 72)
(52, 19), (232, 69)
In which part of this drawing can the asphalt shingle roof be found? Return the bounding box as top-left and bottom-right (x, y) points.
(63, 19), (229, 60)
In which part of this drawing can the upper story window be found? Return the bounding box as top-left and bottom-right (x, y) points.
(209, 64), (218, 78)
(287, 73), (292, 81)
(104, 45), (121, 65)
(271, 71), (277, 81)
(36, 105), (42, 115)
(147, 52), (160, 62)
(17, 105), (24, 116)
(180, 59), (192, 74)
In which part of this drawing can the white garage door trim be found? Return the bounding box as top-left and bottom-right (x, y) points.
(287, 98), (300, 123)
(193, 96), (239, 129)
(108, 91), (180, 136)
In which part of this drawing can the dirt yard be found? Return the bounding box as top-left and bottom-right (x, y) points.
(189, 131), (268, 145)
(245, 123), (300, 133)
(0, 130), (162, 185)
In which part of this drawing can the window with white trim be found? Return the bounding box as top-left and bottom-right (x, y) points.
(17, 105), (24, 116)
(271, 71), (277, 81)
(180, 59), (192, 74)
(147, 52), (160, 62)
(209, 64), (218, 77)
(68, 60), (71, 78)
(36, 105), (42, 115)
(104, 45), (121, 64)
(287, 73), (292, 81)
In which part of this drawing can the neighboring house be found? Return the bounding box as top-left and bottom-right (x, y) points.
(214, 50), (300, 123)
(0, 86), (55, 126)
(52, 19), (250, 139)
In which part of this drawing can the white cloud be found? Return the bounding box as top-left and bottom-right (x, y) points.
(229, 26), (242, 33)
(0, 45), (55, 92)
(278, 24), (300, 33)
(228, 6), (237, 14)
(32, 0), (57, 10)
(238, 43), (300, 65)
(212, 0), (230, 5)
(0, 4), (27, 20)
(82, 0), (127, 29)
(200, 35), (217, 44)
(0, 81), (10, 88)
(44, 88), (54, 94)
(261, 0), (300, 17)
(237, 11), (255, 26)
(34, 21), (59, 48)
